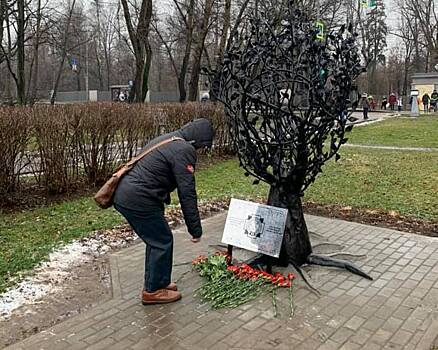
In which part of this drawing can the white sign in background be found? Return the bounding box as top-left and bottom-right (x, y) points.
(221, 199), (288, 258)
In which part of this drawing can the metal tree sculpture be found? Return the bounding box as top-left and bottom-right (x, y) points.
(213, 0), (371, 280)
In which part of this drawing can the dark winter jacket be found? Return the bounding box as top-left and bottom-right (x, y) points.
(362, 97), (370, 109)
(113, 118), (214, 238)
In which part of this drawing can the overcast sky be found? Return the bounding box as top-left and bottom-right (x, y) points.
(82, 0), (399, 47)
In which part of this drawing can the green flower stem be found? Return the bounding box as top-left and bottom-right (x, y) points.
(288, 284), (294, 318)
(272, 286), (278, 318)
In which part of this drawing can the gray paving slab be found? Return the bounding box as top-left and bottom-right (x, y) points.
(343, 144), (438, 152)
(4, 213), (438, 350)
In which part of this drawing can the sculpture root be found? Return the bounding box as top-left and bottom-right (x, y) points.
(306, 254), (373, 280)
(288, 260), (320, 295)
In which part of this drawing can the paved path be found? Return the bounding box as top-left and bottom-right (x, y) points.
(5, 213), (438, 350)
(343, 144), (438, 152)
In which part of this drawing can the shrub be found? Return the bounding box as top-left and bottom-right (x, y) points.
(32, 105), (78, 194)
(0, 107), (31, 196)
(0, 102), (228, 196)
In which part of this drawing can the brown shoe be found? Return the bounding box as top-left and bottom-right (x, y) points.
(142, 289), (181, 305)
(166, 282), (178, 291)
(140, 283), (177, 298)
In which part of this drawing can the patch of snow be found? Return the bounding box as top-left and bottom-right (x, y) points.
(0, 226), (137, 319)
(0, 202), (228, 320)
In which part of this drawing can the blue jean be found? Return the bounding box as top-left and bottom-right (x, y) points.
(114, 202), (173, 292)
(363, 107), (369, 119)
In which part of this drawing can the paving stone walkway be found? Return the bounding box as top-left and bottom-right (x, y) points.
(343, 144), (438, 152)
(5, 213), (438, 350)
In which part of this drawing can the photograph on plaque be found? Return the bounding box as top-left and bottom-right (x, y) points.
(221, 199), (288, 257)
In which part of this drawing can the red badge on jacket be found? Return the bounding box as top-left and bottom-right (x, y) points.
(187, 164), (195, 173)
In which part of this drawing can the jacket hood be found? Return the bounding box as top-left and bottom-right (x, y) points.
(179, 118), (215, 149)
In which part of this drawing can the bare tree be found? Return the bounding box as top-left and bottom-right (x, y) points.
(16, 0), (25, 104)
(0, 0), (29, 104)
(153, 0), (196, 102)
(50, 0), (77, 105)
(188, 0), (215, 101)
(177, 0), (196, 102)
(100, 2), (120, 89)
(210, 0), (250, 100)
(0, 0), (6, 64)
(92, 0), (104, 90)
(120, 0), (153, 102)
(1, 0), (53, 103)
(214, 0), (231, 71)
(29, 0), (43, 103)
(364, 2), (387, 92)
(395, 11), (416, 95)
(407, 0), (438, 69)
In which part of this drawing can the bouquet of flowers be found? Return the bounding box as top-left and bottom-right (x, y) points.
(192, 252), (295, 316)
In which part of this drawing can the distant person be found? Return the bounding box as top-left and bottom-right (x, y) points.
(368, 95), (376, 110)
(431, 90), (438, 112)
(362, 94), (370, 120)
(389, 93), (397, 111)
(381, 96), (387, 110)
(200, 92), (210, 102)
(397, 96), (403, 112)
(422, 93), (430, 113)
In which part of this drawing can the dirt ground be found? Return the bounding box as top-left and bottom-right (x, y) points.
(0, 256), (112, 349)
(303, 202), (438, 237)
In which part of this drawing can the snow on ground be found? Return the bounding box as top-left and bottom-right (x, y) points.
(0, 200), (228, 319)
(0, 226), (137, 319)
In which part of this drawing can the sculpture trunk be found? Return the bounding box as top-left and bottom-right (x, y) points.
(267, 186), (312, 266)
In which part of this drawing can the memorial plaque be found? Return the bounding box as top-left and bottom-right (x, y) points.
(221, 199), (288, 258)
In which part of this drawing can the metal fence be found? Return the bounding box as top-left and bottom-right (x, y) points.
(55, 91), (89, 103)
(51, 90), (181, 104)
(149, 91), (180, 103)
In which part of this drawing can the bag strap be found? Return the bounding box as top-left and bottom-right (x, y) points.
(116, 136), (184, 175)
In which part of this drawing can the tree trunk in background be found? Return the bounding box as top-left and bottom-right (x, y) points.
(142, 41), (152, 102)
(30, 0), (42, 103)
(216, 0), (231, 67)
(50, 0), (77, 105)
(188, 0), (215, 101)
(178, 0), (195, 102)
(94, 0), (104, 90)
(0, 0), (4, 58)
(211, 0), (250, 100)
(105, 49), (111, 90)
(121, 0), (153, 103)
(403, 61), (409, 98)
(95, 43), (104, 90)
(425, 50), (430, 72)
(16, 0), (26, 105)
(367, 62), (376, 94)
(209, 0), (231, 102)
(76, 71), (82, 91)
(267, 186), (312, 266)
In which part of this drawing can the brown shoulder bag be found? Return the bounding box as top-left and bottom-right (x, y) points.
(94, 136), (183, 209)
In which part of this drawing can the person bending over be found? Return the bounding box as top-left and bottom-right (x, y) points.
(113, 118), (214, 305)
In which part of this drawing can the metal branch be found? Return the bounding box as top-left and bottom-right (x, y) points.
(307, 254), (373, 280)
